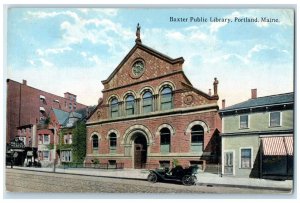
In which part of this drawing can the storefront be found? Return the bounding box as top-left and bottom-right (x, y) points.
(261, 136), (293, 179)
(6, 138), (38, 167)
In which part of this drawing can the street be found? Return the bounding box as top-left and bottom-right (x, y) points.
(5, 168), (290, 195)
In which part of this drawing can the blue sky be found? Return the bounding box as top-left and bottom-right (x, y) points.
(6, 8), (294, 106)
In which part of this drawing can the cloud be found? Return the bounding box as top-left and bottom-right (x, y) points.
(27, 10), (81, 22)
(77, 8), (118, 16)
(39, 58), (54, 67)
(166, 31), (185, 40)
(26, 11), (61, 19)
(27, 60), (35, 66)
(80, 51), (87, 57)
(96, 9), (118, 16)
(222, 53), (249, 64)
(36, 47), (72, 56)
(247, 44), (269, 58)
(55, 12), (133, 51)
(88, 55), (102, 65)
(189, 31), (208, 41)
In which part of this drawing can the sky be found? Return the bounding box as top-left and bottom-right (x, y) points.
(5, 8), (294, 106)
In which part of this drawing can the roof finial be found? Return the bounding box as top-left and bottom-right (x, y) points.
(213, 77), (219, 96)
(135, 23), (142, 44)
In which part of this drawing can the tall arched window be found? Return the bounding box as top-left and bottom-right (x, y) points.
(142, 91), (153, 113)
(125, 95), (135, 115)
(92, 134), (99, 150)
(191, 125), (204, 153)
(161, 86), (173, 110)
(110, 98), (119, 118)
(109, 133), (117, 154)
(160, 128), (171, 153)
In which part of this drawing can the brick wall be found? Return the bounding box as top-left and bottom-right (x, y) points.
(6, 79), (87, 143)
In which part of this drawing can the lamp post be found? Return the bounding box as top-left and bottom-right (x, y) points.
(10, 149), (14, 168)
(53, 123), (57, 173)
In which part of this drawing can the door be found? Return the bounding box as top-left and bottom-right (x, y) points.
(134, 144), (143, 169)
(224, 151), (233, 175)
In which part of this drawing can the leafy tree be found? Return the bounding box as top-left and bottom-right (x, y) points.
(71, 121), (87, 163)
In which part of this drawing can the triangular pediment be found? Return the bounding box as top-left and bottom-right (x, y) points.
(101, 43), (184, 88)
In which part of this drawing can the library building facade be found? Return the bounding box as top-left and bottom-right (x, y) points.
(85, 25), (222, 169)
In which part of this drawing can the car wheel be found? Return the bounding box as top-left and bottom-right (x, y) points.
(182, 175), (195, 186)
(147, 173), (158, 183)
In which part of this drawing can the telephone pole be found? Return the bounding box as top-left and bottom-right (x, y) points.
(53, 124), (57, 173)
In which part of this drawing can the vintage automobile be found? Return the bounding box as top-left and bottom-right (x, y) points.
(147, 165), (198, 186)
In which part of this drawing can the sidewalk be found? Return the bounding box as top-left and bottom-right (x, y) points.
(9, 166), (293, 191)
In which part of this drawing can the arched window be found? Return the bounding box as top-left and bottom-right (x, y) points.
(191, 125), (204, 153)
(142, 91), (153, 113)
(110, 98), (119, 118)
(161, 86), (173, 110)
(92, 134), (99, 150)
(160, 128), (171, 153)
(109, 133), (117, 154)
(125, 95), (135, 116)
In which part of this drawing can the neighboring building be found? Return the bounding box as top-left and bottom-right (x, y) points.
(37, 107), (93, 167)
(6, 79), (88, 166)
(219, 89), (294, 179)
(85, 25), (222, 169)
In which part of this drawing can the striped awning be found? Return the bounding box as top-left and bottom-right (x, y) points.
(261, 136), (293, 156)
(284, 136), (293, 155)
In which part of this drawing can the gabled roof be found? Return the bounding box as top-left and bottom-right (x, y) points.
(220, 92), (294, 112)
(69, 111), (83, 119)
(102, 43), (184, 84)
(52, 108), (69, 125)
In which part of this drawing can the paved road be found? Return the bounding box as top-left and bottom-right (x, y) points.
(5, 169), (291, 195)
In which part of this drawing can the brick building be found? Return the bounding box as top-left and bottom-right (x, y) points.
(85, 25), (222, 169)
(37, 108), (92, 167)
(6, 79), (87, 165)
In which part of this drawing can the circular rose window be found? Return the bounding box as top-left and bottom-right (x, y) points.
(131, 60), (145, 78)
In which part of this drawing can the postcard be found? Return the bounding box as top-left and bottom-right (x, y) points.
(4, 6), (294, 197)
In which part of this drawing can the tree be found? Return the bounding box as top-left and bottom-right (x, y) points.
(71, 121), (87, 163)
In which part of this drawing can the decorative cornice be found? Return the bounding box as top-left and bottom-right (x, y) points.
(86, 103), (218, 126)
(221, 129), (294, 136)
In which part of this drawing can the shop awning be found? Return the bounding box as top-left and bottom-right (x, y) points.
(261, 136), (293, 156)
(284, 136), (293, 155)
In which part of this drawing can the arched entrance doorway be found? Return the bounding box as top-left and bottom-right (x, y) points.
(133, 133), (147, 169)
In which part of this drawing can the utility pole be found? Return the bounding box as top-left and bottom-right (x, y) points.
(53, 124), (57, 173)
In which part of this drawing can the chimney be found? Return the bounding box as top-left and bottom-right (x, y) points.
(86, 106), (89, 116)
(22, 79), (27, 85)
(251, 89), (257, 99)
(222, 99), (226, 109)
(208, 89), (212, 96)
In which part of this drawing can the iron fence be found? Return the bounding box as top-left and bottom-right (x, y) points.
(61, 162), (124, 170)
